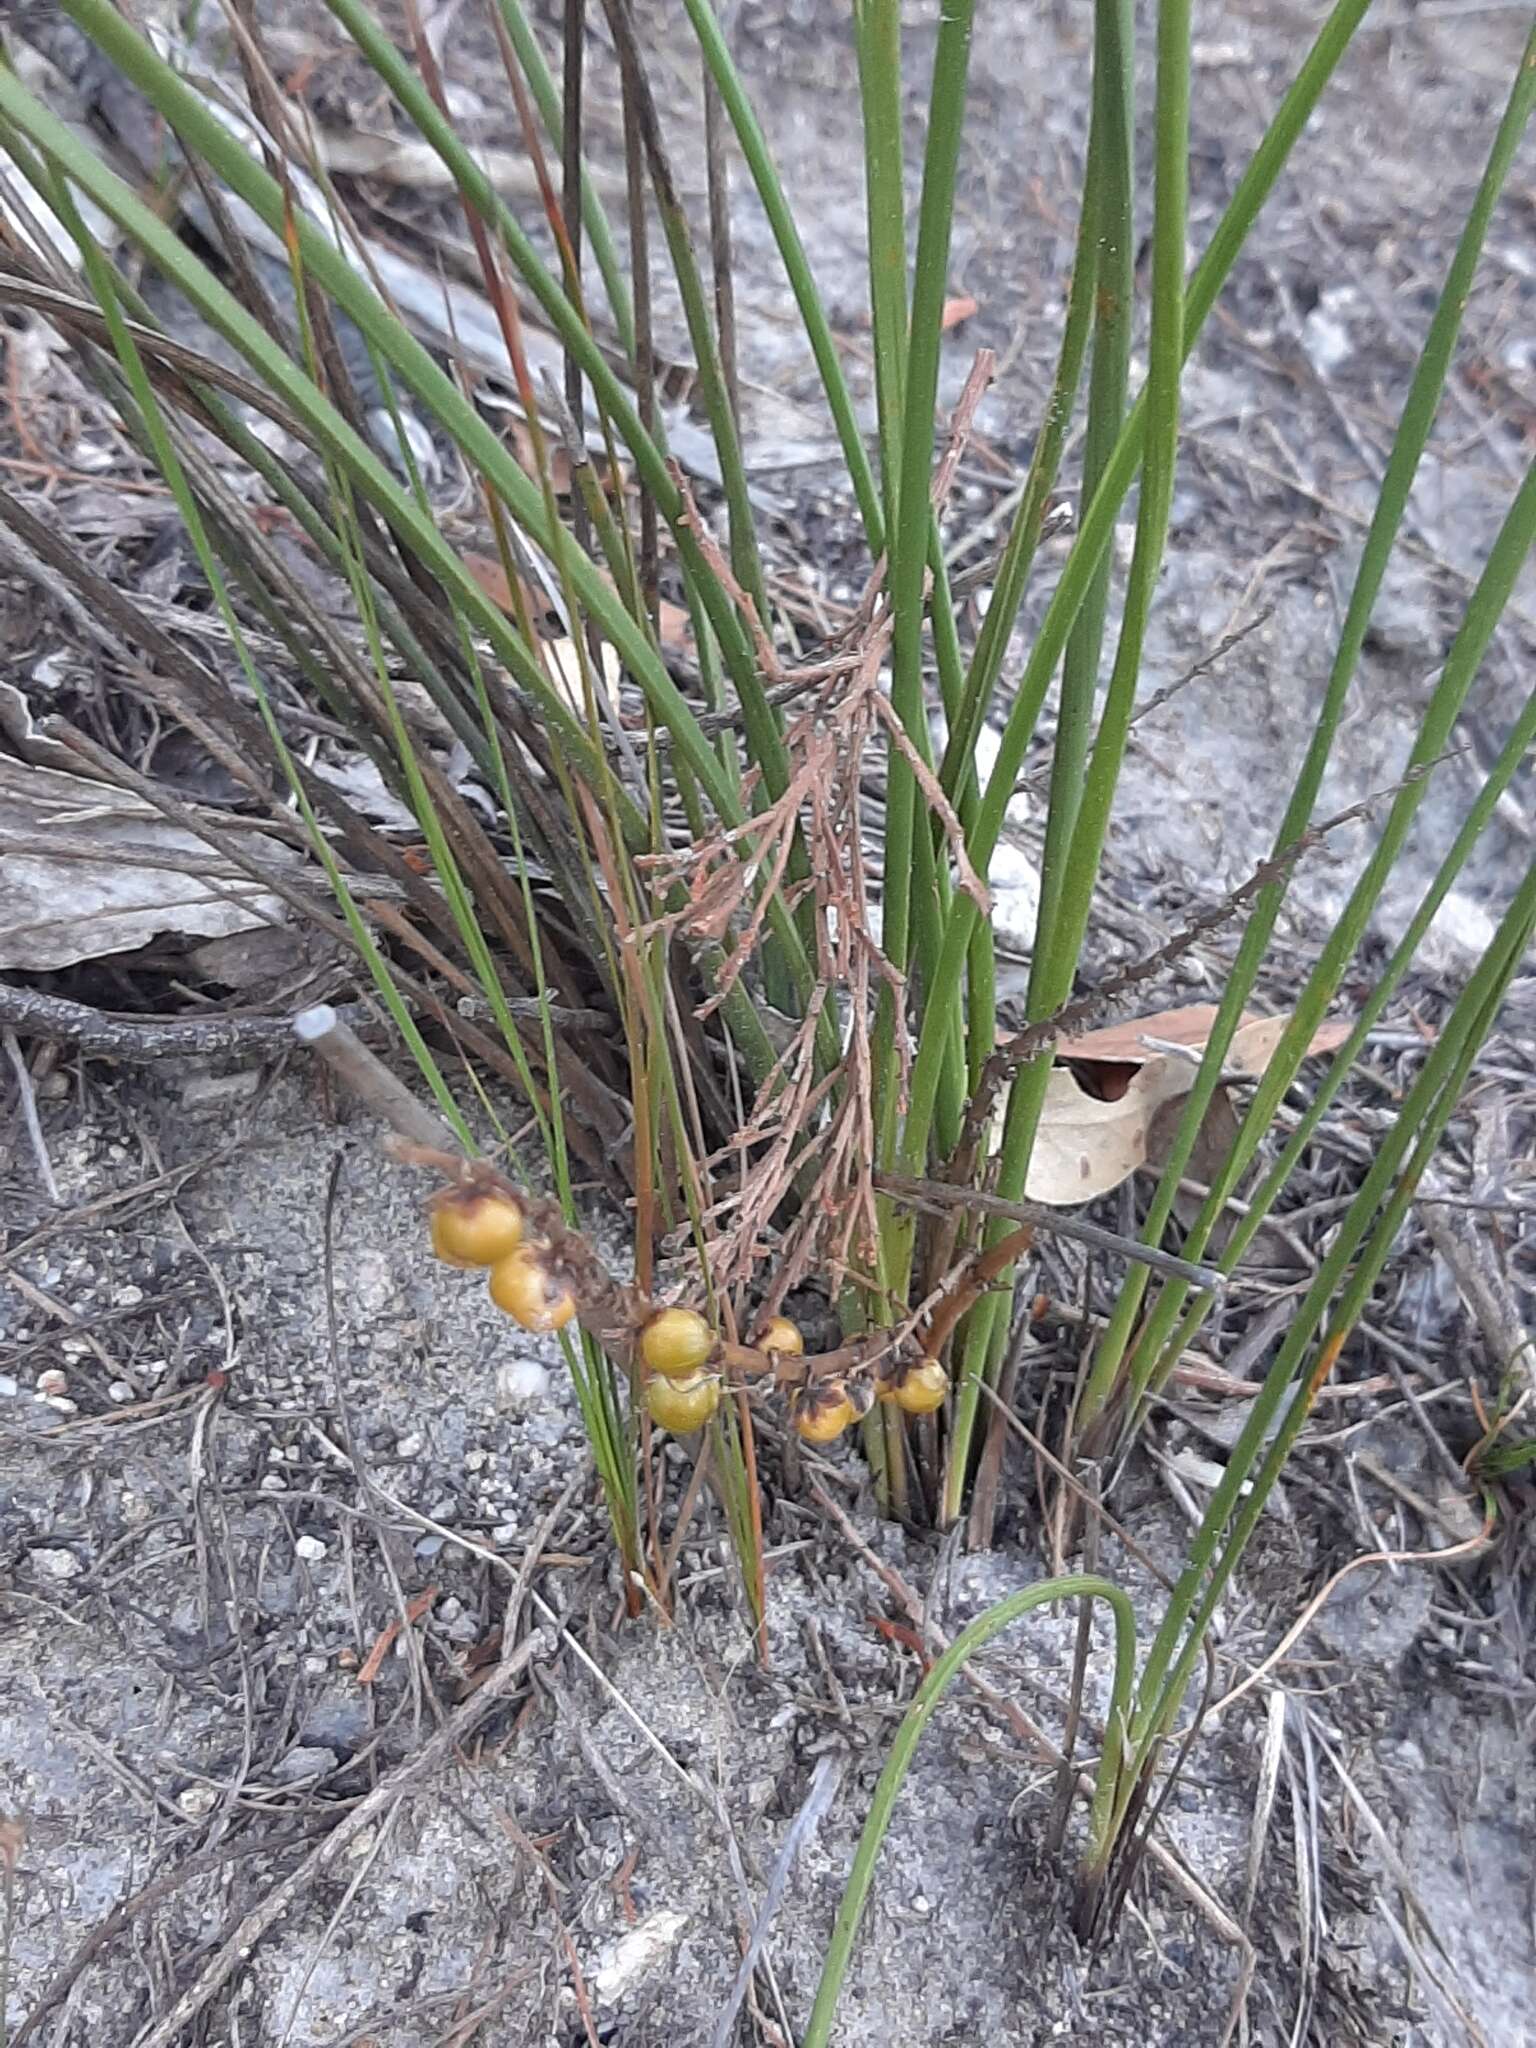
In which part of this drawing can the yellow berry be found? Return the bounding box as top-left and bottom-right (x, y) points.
(643, 1369), (720, 1433)
(639, 1307), (715, 1379)
(488, 1248), (576, 1333)
(895, 1359), (949, 1415)
(794, 1388), (856, 1445)
(758, 1315), (804, 1357)
(430, 1192), (524, 1269)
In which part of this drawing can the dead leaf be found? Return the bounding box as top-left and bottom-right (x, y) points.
(544, 637), (624, 726)
(0, 756), (288, 971)
(656, 598), (693, 654)
(1149, 1083), (1243, 1244)
(1025, 1002), (1354, 1207)
(1225, 1012), (1352, 1075)
(310, 128), (550, 197)
(1060, 1002), (1349, 1075)
(942, 293), (979, 330)
(463, 550), (552, 624)
(464, 553), (691, 657)
(1027, 1057), (1193, 1206)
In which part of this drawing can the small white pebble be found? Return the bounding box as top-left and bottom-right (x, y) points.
(491, 1523), (519, 1547)
(395, 1433), (424, 1460)
(496, 1358), (550, 1410)
(178, 1784), (218, 1820)
(438, 1595), (463, 1622)
(107, 1381), (135, 1404)
(295, 1535), (328, 1564)
(143, 1358), (169, 1380)
(59, 1338), (88, 1361)
(118, 1285), (144, 1307)
(260, 1474), (288, 1494)
(302, 1654), (328, 1676)
(284, 1446), (301, 1464)
(43, 1396), (79, 1417)
(29, 1547), (82, 1580)
(0, 1376), (18, 1399)
(464, 1448), (487, 1473)
(35, 1369), (68, 1397)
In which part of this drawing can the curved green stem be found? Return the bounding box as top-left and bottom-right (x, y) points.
(803, 1575), (1136, 2048)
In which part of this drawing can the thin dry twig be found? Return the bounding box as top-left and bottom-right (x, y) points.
(126, 1629), (546, 2048)
(3, 1026), (59, 1204)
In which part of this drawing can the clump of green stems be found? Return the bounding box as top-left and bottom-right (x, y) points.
(3, 0), (1531, 2013)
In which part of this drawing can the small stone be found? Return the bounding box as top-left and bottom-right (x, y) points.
(118, 1285), (144, 1308)
(491, 1523), (519, 1547)
(143, 1358), (169, 1380)
(0, 1376), (18, 1399)
(414, 1534), (446, 1560)
(592, 1910), (689, 2004)
(395, 1433), (424, 1460)
(42, 1397), (79, 1417)
(260, 1474), (288, 1494)
(29, 1547), (82, 1580)
(1301, 289), (1355, 375)
(437, 1595), (463, 1623)
(35, 1369), (68, 1397)
(464, 1448), (488, 1473)
(180, 1071), (262, 1109)
(272, 1745), (339, 1786)
(177, 1784), (219, 1819)
(496, 1358), (550, 1410)
(295, 1535), (328, 1564)
(107, 1382), (135, 1404)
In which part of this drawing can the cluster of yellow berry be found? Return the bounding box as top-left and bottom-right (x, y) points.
(430, 1189), (578, 1332)
(428, 1184), (950, 1443)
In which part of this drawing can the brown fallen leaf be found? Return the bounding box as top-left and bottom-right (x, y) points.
(463, 551), (692, 657)
(1060, 1002), (1349, 1075)
(1027, 1056), (1193, 1206)
(1025, 1001), (1354, 1207)
(463, 548), (550, 625)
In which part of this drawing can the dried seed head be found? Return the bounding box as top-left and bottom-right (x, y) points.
(639, 1306), (716, 1379)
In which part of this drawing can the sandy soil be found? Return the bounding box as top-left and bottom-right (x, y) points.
(1, 1), (1534, 2044)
